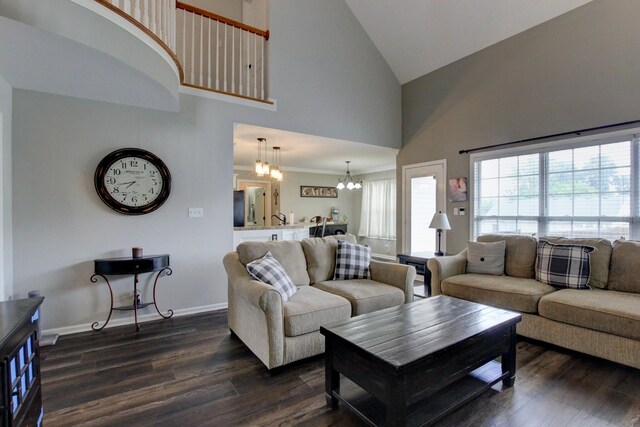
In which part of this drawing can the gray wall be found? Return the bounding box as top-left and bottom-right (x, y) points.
(0, 74), (11, 301)
(10, 0), (400, 330)
(186, 0), (243, 21)
(279, 171), (357, 227)
(398, 0), (640, 253)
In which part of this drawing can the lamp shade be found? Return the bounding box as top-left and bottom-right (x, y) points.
(429, 211), (451, 230)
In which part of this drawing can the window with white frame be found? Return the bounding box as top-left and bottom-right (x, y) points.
(472, 134), (639, 241)
(358, 178), (396, 240)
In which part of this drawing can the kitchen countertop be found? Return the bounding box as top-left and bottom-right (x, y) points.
(234, 224), (312, 231)
(234, 222), (348, 231)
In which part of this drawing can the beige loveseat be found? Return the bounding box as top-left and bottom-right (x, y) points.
(428, 235), (640, 369)
(223, 235), (416, 370)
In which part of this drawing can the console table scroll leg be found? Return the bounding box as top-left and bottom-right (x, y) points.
(152, 267), (174, 319)
(90, 274), (114, 332)
(133, 273), (140, 332)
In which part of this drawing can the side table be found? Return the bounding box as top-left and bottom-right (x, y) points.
(90, 254), (173, 332)
(397, 251), (450, 298)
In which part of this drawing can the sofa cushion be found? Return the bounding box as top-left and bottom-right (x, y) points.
(237, 240), (310, 286)
(246, 252), (297, 302)
(477, 234), (537, 279)
(283, 286), (351, 337)
(441, 274), (556, 313)
(301, 234), (357, 284)
(608, 239), (640, 294)
(313, 279), (405, 316)
(466, 240), (506, 275)
(535, 240), (594, 290)
(334, 240), (371, 280)
(541, 236), (612, 289)
(539, 289), (640, 341)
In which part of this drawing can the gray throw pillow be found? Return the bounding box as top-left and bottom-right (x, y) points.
(466, 240), (506, 275)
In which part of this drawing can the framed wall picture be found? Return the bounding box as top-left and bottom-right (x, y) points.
(300, 185), (338, 198)
(449, 177), (468, 202)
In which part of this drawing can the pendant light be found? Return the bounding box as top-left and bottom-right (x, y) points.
(336, 161), (362, 190)
(270, 146), (284, 182)
(255, 138), (270, 177)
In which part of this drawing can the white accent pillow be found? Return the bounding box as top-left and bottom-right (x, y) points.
(466, 240), (506, 276)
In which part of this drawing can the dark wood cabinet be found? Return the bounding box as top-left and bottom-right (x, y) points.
(309, 223), (348, 237)
(397, 251), (450, 298)
(0, 298), (44, 427)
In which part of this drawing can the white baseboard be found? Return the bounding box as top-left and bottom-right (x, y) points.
(42, 302), (228, 336)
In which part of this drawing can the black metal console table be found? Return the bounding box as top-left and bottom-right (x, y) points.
(90, 254), (173, 332)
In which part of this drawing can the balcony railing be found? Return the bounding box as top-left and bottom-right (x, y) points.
(94, 0), (270, 103)
(103, 0), (176, 50)
(176, 2), (269, 103)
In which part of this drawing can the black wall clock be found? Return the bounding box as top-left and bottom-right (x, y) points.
(94, 148), (171, 215)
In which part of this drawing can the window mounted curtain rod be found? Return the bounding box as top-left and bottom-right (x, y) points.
(459, 119), (640, 155)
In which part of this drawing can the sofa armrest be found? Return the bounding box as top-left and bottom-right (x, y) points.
(370, 260), (417, 303)
(427, 250), (467, 296)
(223, 252), (285, 368)
(223, 252), (283, 310)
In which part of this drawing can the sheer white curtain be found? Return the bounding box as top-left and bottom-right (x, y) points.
(358, 178), (396, 239)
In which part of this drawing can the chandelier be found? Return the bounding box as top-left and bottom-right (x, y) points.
(255, 137), (270, 177)
(336, 161), (362, 190)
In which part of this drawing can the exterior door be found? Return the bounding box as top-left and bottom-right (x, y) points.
(402, 160), (447, 253)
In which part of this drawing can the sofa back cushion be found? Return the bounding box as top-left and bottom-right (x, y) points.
(541, 237), (612, 289)
(301, 234), (357, 284)
(477, 234), (537, 278)
(466, 240), (506, 276)
(608, 239), (640, 293)
(237, 240), (310, 286)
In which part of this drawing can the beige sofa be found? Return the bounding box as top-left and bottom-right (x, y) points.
(223, 235), (416, 370)
(428, 234), (640, 369)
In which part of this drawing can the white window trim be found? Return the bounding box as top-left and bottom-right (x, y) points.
(468, 126), (640, 240)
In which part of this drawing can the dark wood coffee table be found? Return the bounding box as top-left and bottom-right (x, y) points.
(320, 296), (521, 426)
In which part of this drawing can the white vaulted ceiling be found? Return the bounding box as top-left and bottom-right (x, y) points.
(345, 0), (593, 84)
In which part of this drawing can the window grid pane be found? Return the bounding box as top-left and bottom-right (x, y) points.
(473, 139), (637, 240)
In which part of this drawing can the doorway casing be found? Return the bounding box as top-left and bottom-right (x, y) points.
(401, 160), (447, 253)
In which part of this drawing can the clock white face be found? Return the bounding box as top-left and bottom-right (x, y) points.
(103, 156), (164, 207)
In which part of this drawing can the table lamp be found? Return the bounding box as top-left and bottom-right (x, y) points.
(429, 211), (451, 256)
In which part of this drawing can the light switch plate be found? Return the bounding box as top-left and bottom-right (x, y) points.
(188, 208), (204, 218)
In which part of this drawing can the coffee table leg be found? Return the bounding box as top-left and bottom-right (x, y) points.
(387, 394), (407, 426)
(325, 339), (339, 408)
(502, 324), (517, 387)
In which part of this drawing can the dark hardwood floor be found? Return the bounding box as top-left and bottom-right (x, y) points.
(41, 310), (640, 426)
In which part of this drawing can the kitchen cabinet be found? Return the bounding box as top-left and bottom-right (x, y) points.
(233, 226), (310, 249)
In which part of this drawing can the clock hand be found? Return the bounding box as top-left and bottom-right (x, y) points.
(118, 181), (135, 186)
(125, 181), (137, 188)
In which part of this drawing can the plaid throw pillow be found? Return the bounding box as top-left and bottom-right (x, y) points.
(246, 252), (297, 301)
(535, 240), (595, 289)
(334, 240), (371, 280)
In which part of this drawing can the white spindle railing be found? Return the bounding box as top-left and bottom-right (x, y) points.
(97, 0), (269, 102)
(176, 3), (269, 102)
(108, 0), (176, 51)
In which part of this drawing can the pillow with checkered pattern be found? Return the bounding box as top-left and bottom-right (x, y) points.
(535, 240), (595, 289)
(334, 240), (371, 280)
(246, 251), (297, 301)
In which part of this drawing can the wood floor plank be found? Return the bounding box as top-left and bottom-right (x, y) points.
(40, 309), (640, 426)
